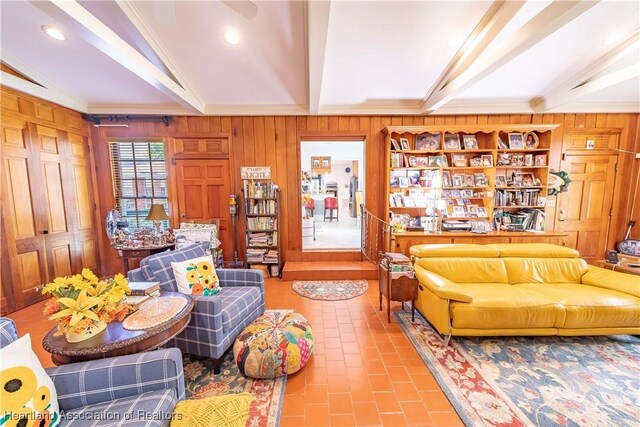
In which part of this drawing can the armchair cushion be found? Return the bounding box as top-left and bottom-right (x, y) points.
(46, 348), (185, 411)
(59, 389), (176, 427)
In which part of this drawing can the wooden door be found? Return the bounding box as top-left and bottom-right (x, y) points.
(1, 118), (48, 308)
(175, 159), (232, 259)
(556, 154), (617, 262)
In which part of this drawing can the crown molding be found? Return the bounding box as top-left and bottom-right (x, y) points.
(86, 104), (193, 115)
(204, 104), (310, 116)
(1, 72), (88, 113)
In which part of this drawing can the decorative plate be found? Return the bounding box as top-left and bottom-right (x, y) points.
(123, 297), (188, 330)
(524, 132), (539, 149)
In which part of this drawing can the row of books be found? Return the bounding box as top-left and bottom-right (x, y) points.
(247, 217), (276, 230)
(494, 189), (545, 207)
(247, 199), (277, 215)
(495, 209), (545, 231)
(244, 181), (278, 198)
(246, 232), (277, 246)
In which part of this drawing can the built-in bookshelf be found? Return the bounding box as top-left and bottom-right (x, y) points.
(242, 180), (282, 277)
(383, 125), (558, 235)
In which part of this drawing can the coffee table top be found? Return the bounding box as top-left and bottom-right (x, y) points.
(42, 292), (194, 361)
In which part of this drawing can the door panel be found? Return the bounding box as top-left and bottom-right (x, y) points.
(557, 154), (617, 263)
(42, 162), (68, 233)
(6, 157), (37, 238)
(175, 159), (232, 259)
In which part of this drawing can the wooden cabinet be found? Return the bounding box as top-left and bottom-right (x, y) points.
(1, 118), (97, 313)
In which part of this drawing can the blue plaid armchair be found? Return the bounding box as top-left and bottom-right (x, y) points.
(0, 317), (184, 427)
(128, 243), (265, 373)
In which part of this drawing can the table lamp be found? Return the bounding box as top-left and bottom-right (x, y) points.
(146, 204), (169, 239)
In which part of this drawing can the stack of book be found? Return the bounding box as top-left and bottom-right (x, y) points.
(264, 250), (279, 264)
(123, 281), (160, 309)
(247, 232), (272, 246)
(247, 248), (267, 263)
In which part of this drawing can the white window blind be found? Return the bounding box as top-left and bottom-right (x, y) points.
(108, 141), (169, 230)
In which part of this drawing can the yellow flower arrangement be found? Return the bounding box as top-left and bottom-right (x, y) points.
(42, 268), (131, 337)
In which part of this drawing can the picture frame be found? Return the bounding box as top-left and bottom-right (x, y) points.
(474, 173), (488, 187)
(451, 189), (461, 198)
(398, 177), (410, 188)
(471, 220), (492, 233)
(452, 154), (467, 167)
(467, 205), (479, 217)
(524, 154), (534, 166)
(461, 189), (474, 198)
(495, 174), (507, 187)
(535, 154), (547, 166)
(524, 132), (539, 149)
(444, 133), (461, 150)
(452, 206), (466, 218)
(476, 207), (488, 218)
(515, 172), (536, 187)
(480, 155), (493, 167)
(462, 134), (478, 150)
(508, 133), (524, 149)
(442, 171), (451, 187)
(470, 157), (482, 167)
(465, 174), (475, 187)
(537, 196), (546, 207)
(439, 155), (449, 167)
(415, 133), (440, 151)
(452, 174), (463, 187)
(391, 138), (401, 151)
(400, 138), (410, 150)
(497, 153), (511, 166)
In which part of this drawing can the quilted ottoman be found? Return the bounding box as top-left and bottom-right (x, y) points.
(233, 311), (313, 378)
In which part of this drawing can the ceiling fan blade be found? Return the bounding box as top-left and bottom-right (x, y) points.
(221, 1), (258, 20)
(153, 2), (176, 26)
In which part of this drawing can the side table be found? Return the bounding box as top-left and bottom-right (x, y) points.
(379, 263), (418, 323)
(116, 243), (175, 274)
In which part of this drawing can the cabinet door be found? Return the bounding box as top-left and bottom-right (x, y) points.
(175, 159), (232, 258)
(1, 119), (48, 309)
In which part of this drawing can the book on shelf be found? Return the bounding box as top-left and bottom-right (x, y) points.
(247, 217), (276, 230)
(128, 281), (160, 296)
(247, 199), (277, 215)
(243, 180), (278, 198)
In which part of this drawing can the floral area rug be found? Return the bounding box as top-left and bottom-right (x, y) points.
(183, 345), (286, 426)
(292, 280), (368, 301)
(395, 311), (640, 427)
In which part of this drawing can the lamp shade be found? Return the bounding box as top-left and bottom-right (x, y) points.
(146, 203), (169, 221)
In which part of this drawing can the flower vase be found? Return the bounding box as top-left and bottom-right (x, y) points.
(65, 320), (107, 343)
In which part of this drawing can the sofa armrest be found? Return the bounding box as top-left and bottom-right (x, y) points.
(45, 348), (185, 411)
(0, 317), (18, 348)
(127, 268), (147, 282)
(581, 266), (640, 298)
(414, 265), (473, 303)
(217, 268), (264, 288)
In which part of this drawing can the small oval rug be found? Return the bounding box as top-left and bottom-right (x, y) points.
(292, 280), (368, 301)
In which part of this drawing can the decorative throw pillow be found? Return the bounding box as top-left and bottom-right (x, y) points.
(170, 393), (252, 427)
(0, 334), (61, 426)
(171, 255), (220, 296)
(175, 223), (221, 250)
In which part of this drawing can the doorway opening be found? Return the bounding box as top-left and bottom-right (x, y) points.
(301, 140), (365, 250)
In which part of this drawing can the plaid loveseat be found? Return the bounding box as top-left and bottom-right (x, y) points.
(128, 244), (265, 372)
(0, 317), (184, 427)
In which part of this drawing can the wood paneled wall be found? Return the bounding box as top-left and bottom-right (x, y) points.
(90, 112), (639, 276)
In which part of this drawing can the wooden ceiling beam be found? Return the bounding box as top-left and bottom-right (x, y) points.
(306, 0), (331, 115)
(31, 0), (205, 114)
(532, 31), (640, 112)
(422, 0), (599, 113)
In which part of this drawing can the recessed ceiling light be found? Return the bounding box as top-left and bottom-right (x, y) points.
(605, 32), (624, 45)
(446, 36), (464, 48)
(41, 25), (66, 41)
(224, 28), (240, 45)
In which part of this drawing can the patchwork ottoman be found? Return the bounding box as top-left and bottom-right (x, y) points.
(233, 311), (313, 379)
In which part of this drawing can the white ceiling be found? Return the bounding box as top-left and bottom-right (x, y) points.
(1, 0), (638, 116)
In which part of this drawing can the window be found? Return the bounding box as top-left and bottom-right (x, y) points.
(108, 141), (169, 230)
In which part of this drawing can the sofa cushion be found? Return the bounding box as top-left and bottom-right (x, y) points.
(488, 243), (579, 258)
(59, 388), (176, 426)
(450, 283), (564, 329)
(411, 244), (499, 258)
(516, 283), (640, 329)
(503, 258), (588, 284)
(144, 244), (209, 292)
(218, 287), (263, 334)
(418, 258), (509, 284)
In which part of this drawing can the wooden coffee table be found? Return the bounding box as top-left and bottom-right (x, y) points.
(43, 292), (194, 365)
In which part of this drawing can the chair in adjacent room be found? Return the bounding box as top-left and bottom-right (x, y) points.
(304, 198), (315, 218)
(324, 197), (339, 222)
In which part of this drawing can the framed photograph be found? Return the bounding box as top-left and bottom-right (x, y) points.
(452, 206), (466, 218)
(515, 172), (536, 187)
(408, 171), (420, 185)
(463, 135), (478, 150)
(398, 177), (410, 188)
(400, 138), (410, 150)
(439, 155), (449, 167)
(476, 207), (488, 218)
(452, 154), (467, 167)
(452, 174), (463, 187)
(470, 157), (482, 167)
(451, 189), (461, 198)
(467, 205), (479, 217)
(511, 154), (525, 166)
(442, 171), (451, 187)
(495, 174), (507, 187)
(524, 154), (534, 166)
(461, 189), (474, 198)
(508, 133), (524, 149)
(537, 196), (546, 207)
(465, 174), (475, 187)
(524, 132), (539, 149)
(535, 154), (547, 166)
(415, 133), (440, 150)
(471, 220), (492, 233)
(391, 138), (401, 150)
(474, 173), (488, 187)
(480, 155), (493, 167)
(497, 153), (511, 166)
(444, 133), (461, 150)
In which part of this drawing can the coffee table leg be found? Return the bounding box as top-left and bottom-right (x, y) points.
(411, 300), (415, 322)
(379, 291), (382, 311)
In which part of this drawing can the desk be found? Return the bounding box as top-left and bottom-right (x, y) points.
(594, 260), (640, 276)
(115, 244), (175, 273)
(43, 292), (193, 365)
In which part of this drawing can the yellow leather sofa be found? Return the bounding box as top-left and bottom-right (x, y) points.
(410, 243), (640, 337)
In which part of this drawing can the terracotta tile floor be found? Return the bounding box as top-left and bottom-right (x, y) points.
(7, 277), (463, 426)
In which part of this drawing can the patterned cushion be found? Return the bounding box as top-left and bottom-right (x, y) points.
(233, 312), (314, 378)
(143, 244), (209, 292)
(171, 255), (220, 296)
(170, 393), (252, 427)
